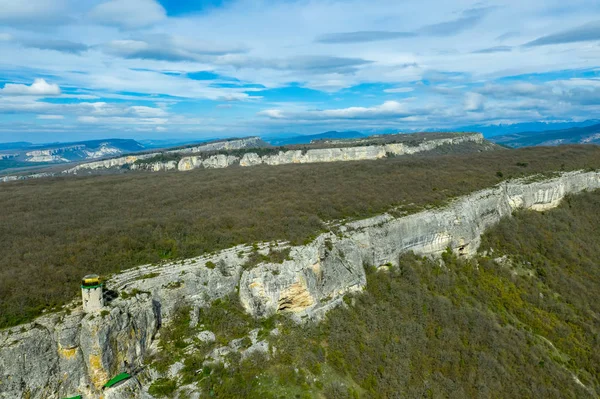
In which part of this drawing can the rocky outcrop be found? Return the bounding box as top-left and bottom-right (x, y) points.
(1, 170), (599, 398)
(2, 134), (489, 183)
(239, 133), (484, 167)
(166, 137), (264, 155)
(0, 295), (158, 399)
(130, 161), (178, 172)
(63, 137), (262, 175)
(178, 154), (239, 171)
(65, 155), (153, 173)
(63, 133), (486, 175)
(0, 172), (53, 183)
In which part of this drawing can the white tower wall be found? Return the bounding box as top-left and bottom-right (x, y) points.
(82, 286), (104, 313)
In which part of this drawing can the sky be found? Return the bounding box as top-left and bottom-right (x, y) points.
(1, 0), (600, 143)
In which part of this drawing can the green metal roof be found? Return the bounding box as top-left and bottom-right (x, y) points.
(103, 372), (131, 388)
(62, 396), (82, 399)
(81, 284), (103, 289)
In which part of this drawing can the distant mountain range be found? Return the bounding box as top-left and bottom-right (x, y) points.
(490, 123), (600, 148)
(454, 120), (600, 137)
(0, 139), (145, 171)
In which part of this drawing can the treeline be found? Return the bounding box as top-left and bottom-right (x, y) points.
(0, 145), (599, 327)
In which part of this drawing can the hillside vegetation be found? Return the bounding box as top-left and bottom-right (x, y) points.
(150, 189), (600, 398)
(0, 145), (599, 328)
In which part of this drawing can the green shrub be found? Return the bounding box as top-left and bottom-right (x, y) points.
(205, 261), (216, 269)
(148, 378), (177, 397)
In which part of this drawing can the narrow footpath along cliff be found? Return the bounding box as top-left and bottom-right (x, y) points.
(1, 170), (599, 398)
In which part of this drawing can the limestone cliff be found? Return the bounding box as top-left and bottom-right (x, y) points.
(1, 170), (599, 398)
(65, 133), (487, 174)
(62, 137), (261, 175)
(239, 133), (485, 167)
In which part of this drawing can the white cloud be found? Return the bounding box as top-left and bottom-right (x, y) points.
(128, 105), (168, 117)
(77, 116), (99, 123)
(0, 79), (61, 96)
(0, 0), (70, 25)
(37, 114), (64, 119)
(258, 109), (285, 119)
(464, 92), (485, 112)
(384, 87), (414, 93)
(258, 101), (413, 120)
(89, 0), (166, 29)
(3, 0), (600, 140)
(101, 35), (247, 61)
(78, 115), (168, 125)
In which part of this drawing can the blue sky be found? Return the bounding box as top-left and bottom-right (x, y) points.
(1, 0), (600, 142)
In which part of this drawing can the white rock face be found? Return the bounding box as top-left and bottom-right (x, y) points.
(62, 133), (485, 175)
(167, 137), (263, 155)
(0, 172), (53, 183)
(83, 143), (123, 160)
(178, 154), (239, 171)
(64, 137), (261, 174)
(25, 146), (84, 163)
(1, 170), (599, 398)
(208, 133), (484, 170)
(65, 155), (151, 173)
(130, 161), (178, 172)
(239, 171), (600, 318)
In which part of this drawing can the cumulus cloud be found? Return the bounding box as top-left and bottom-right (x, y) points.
(464, 92), (485, 112)
(258, 101), (413, 120)
(0, 79), (61, 96)
(89, 0), (166, 29)
(101, 35), (247, 61)
(315, 31), (415, 44)
(524, 20), (600, 47)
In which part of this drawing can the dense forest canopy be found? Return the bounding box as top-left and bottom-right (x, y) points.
(0, 145), (599, 328)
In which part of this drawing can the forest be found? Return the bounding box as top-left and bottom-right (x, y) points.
(148, 188), (600, 398)
(0, 145), (599, 328)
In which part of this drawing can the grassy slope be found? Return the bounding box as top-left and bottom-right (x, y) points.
(150, 189), (600, 398)
(1, 145), (600, 328)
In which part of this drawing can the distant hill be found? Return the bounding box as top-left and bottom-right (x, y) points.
(0, 138), (145, 171)
(490, 123), (600, 148)
(455, 120), (600, 138)
(266, 131), (365, 146)
(0, 142), (34, 151)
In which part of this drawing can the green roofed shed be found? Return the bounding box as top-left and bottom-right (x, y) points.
(103, 372), (131, 389)
(62, 396), (82, 399)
